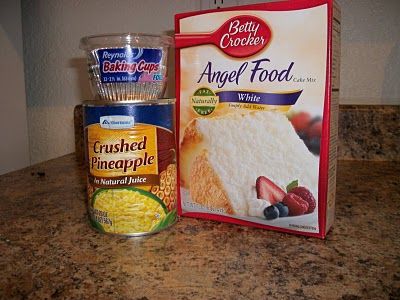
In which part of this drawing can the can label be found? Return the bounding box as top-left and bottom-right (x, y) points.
(84, 103), (176, 235)
(97, 47), (164, 84)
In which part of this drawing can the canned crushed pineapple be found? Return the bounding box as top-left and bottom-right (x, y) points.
(83, 99), (177, 236)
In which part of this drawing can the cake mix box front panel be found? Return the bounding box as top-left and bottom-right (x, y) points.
(175, 0), (340, 238)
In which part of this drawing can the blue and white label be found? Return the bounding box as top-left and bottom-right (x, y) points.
(100, 115), (135, 129)
(97, 47), (163, 83)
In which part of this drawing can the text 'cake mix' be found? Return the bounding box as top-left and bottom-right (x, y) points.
(175, 0), (340, 238)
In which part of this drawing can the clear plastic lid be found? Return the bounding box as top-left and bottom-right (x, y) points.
(80, 33), (173, 51)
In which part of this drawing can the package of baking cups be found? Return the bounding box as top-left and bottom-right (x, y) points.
(80, 33), (172, 101)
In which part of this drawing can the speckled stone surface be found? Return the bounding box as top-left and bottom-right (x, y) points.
(338, 105), (400, 161)
(0, 154), (399, 299)
(74, 105), (84, 164)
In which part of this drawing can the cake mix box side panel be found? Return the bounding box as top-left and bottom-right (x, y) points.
(176, 0), (337, 238)
(175, 17), (184, 217)
(325, 0), (341, 234)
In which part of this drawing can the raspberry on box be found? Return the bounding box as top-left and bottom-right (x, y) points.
(282, 193), (309, 216)
(289, 186), (316, 214)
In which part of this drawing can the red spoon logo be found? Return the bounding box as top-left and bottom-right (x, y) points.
(175, 15), (271, 57)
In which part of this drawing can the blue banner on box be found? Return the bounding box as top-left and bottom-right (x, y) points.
(215, 90), (302, 106)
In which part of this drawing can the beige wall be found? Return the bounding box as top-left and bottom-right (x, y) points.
(22, 0), (201, 164)
(20, 0), (400, 165)
(0, 0), (30, 175)
(337, 0), (400, 105)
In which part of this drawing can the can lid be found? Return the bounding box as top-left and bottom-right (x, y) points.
(80, 33), (173, 51)
(82, 98), (176, 106)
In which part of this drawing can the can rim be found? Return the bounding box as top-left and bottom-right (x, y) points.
(82, 98), (176, 106)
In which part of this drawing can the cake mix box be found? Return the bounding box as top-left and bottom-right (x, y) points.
(175, 0), (340, 238)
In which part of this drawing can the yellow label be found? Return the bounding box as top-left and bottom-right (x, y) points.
(92, 188), (167, 234)
(84, 104), (178, 235)
(87, 123), (158, 179)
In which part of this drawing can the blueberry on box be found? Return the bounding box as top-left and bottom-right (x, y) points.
(275, 202), (289, 217)
(264, 205), (279, 220)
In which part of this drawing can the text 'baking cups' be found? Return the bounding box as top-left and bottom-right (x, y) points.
(80, 33), (173, 101)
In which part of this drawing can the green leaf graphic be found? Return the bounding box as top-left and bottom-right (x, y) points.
(286, 180), (299, 192)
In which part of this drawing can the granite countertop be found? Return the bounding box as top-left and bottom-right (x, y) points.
(0, 154), (399, 299)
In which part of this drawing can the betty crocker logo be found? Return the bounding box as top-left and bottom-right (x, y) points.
(218, 15), (271, 57)
(175, 15), (271, 58)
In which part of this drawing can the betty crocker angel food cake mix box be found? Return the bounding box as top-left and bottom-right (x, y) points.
(175, 0), (340, 238)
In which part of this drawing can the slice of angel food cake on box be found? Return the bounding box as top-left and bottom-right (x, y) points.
(175, 0), (340, 238)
